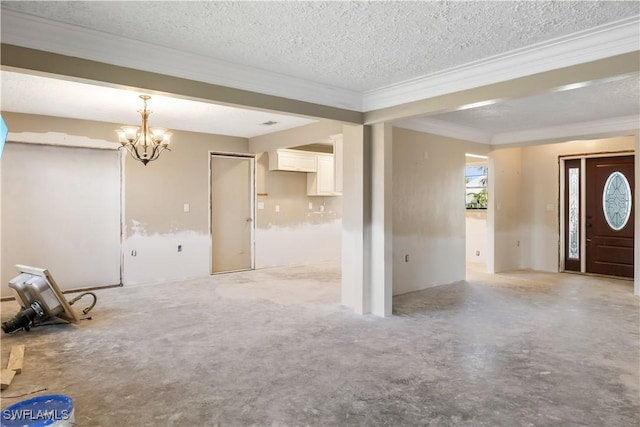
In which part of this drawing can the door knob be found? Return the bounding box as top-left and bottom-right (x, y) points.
(246, 218), (253, 222)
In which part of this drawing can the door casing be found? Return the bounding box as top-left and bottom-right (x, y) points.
(559, 151), (635, 278)
(209, 152), (255, 274)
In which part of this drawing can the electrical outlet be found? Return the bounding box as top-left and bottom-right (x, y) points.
(131, 250), (137, 257)
(476, 250), (480, 256)
(405, 254), (409, 262)
(178, 245), (182, 252)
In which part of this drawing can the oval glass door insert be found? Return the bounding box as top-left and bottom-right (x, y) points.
(602, 171), (632, 231)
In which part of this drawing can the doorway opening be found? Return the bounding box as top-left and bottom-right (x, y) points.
(560, 152), (634, 279)
(210, 153), (255, 274)
(465, 153), (489, 273)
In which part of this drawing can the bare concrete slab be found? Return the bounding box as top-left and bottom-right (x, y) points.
(1, 263), (638, 426)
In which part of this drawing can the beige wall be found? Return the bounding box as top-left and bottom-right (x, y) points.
(1, 112), (343, 288)
(249, 120), (343, 153)
(517, 136), (635, 272)
(254, 152), (342, 268)
(487, 147), (523, 273)
(392, 127), (490, 294)
(123, 129), (247, 284)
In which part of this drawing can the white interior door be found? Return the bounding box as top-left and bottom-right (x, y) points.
(211, 154), (254, 273)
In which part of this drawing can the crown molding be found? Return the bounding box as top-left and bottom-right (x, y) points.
(394, 118), (491, 144)
(491, 115), (640, 145)
(0, 10), (362, 111)
(363, 16), (640, 111)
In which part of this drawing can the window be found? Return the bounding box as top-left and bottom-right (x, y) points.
(466, 164), (488, 209)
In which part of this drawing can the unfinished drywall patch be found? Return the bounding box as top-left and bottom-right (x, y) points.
(392, 127), (489, 294)
(123, 229), (210, 285)
(255, 221), (342, 269)
(254, 152), (342, 268)
(124, 128), (248, 282)
(466, 210), (487, 266)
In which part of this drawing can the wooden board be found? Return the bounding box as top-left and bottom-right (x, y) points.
(0, 369), (16, 390)
(7, 344), (25, 374)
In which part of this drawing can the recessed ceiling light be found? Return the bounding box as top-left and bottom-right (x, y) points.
(260, 120), (279, 126)
(455, 99), (501, 111)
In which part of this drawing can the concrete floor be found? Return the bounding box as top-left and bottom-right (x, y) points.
(0, 262), (638, 426)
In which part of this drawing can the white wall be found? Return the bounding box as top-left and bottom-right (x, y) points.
(518, 136), (635, 272)
(392, 127), (490, 295)
(466, 210), (487, 266)
(1, 142), (121, 297)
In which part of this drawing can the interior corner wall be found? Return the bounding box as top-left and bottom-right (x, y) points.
(124, 131), (248, 285)
(392, 127), (489, 295)
(487, 147), (523, 273)
(518, 136), (635, 272)
(254, 152), (342, 269)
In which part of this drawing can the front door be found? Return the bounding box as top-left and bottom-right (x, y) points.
(585, 156), (634, 278)
(210, 154), (254, 273)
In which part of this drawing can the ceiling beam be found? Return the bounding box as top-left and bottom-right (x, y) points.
(1, 44), (364, 125)
(364, 51), (640, 125)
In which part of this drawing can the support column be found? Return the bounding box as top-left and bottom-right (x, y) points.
(341, 125), (370, 314)
(369, 123), (393, 316)
(341, 123), (393, 316)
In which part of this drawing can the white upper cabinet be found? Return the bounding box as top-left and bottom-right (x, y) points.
(269, 149), (317, 172)
(307, 153), (340, 196)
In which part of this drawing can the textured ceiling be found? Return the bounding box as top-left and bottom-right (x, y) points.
(2, 1), (638, 91)
(1, 1), (638, 144)
(426, 73), (640, 134)
(0, 71), (316, 138)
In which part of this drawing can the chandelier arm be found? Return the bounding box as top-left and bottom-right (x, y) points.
(147, 145), (171, 163)
(130, 140), (148, 163)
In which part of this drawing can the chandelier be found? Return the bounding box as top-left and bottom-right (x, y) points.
(115, 95), (172, 166)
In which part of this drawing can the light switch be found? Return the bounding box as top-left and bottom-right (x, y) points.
(257, 202), (265, 210)
(308, 202), (313, 210)
(275, 205), (280, 213)
(183, 203), (190, 213)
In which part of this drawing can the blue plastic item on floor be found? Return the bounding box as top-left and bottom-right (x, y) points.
(1, 394), (74, 427)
